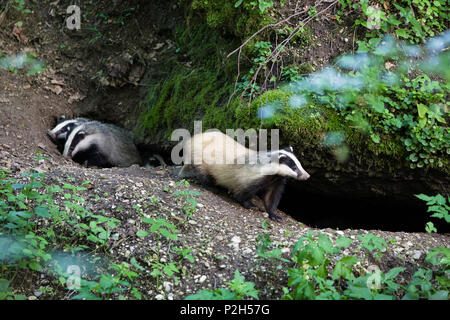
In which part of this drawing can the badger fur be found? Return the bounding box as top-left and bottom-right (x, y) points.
(47, 116), (89, 152)
(63, 121), (142, 168)
(179, 131), (310, 221)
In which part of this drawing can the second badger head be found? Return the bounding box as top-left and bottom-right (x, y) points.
(63, 121), (142, 168)
(47, 116), (89, 150)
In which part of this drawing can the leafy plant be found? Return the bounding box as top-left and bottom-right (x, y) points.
(173, 180), (201, 220)
(0, 279), (26, 300)
(185, 269), (259, 300)
(415, 194), (450, 232)
(71, 261), (142, 300)
(234, 0), (274, 13)
(255, 232), (288, 262)
(357, 233), (388, 261)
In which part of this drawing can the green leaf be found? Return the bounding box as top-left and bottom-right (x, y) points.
(318, 233), (333, 253)
(374, 294), (393, 300)
(35, 206), (50, 218)
(370, 133), (381, 144)
(417, 104), (428, 118)
(28, 261), (41, 271)
(136, 230), (148, 237)
(430, 290), (448, 300)
(415, 194), (432, 202)
(425, 222), (437, 233)
(395, 29), (409, 39)
(384, 267), (405, 280)
(234, 0), (244, 8)
(335, 237), (352, 248)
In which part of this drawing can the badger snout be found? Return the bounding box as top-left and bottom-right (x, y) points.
(297, 171), (310, 181)
(47, 130), (56, 140)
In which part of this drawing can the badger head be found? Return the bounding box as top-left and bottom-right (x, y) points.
(47, 117), (88, 143)
(275, 146), (310, 181)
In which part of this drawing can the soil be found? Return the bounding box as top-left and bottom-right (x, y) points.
(0, 0), (448, 300)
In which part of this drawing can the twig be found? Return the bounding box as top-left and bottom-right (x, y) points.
(0, 0), (11, 27)
(241, 0), (339, 108)
(227, 6), (311, 59)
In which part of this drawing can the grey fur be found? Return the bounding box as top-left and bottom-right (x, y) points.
(64, 120), (141, 168)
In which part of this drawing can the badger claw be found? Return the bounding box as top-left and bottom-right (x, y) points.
(269, 213), (283, 222)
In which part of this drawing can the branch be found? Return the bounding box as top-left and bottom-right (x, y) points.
(230, 0), (339, 109)
(0, 0), (11, 27)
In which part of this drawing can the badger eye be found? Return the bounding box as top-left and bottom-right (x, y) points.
(77, 131), (86, 138)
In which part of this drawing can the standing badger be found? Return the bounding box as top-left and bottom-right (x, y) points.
(179, 131), (310, 221)
(63, 121), (142, 168)
(47, 116), (89, 152)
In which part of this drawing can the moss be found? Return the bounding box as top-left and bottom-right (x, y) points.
(230, 88), (413, 172)
(189, 0), (274, 39)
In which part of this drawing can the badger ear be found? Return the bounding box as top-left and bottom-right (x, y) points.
(282, 146), (294, 153)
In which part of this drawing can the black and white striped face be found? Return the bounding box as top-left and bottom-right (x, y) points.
(47, 117), (87, 143)
(63, 124), (90, 158)
(275, 147), (310, 181)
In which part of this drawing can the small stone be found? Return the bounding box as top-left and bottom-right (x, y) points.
(28, 296), (37, 300)
(163, 281), (172, 292)
(412, 250), (422, 260)
(199, 275), (207, 283)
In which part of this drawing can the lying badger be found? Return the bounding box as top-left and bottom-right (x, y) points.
(62, 120), (142, 168)
(179, 131), (310, 221)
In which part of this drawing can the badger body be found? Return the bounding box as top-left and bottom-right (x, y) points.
(179, 131), (310, 221)
(63, 121), (141, 168)
(47, 116), (89, 152)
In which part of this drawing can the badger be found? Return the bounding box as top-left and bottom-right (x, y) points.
(63, 120), (142, 168)
(179, 131), (310, 221)
(48, 116), (89, 152)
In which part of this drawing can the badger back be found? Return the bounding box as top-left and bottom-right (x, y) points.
(183, 131), (255, 170)
(102, 123), (142, 167)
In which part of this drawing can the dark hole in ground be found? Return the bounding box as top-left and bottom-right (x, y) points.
(279, 180), (449, 233)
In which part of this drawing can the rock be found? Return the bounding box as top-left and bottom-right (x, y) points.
(412, 250), (422, 260)
(163, 281), (172, 293)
